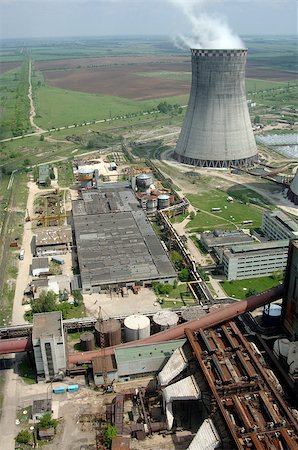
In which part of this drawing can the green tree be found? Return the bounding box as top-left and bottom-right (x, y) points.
(15, 430), (32, 444)
(103, 424), (117, 449)
(245, 288), (257, 298)
(170, 250), (184, 271)
(73, 290), (83, 306)
(37, 412), (58, 430)
(31, 290), (58, 314)
(39, 134), (45, 141)
(179, 268), (190, 282)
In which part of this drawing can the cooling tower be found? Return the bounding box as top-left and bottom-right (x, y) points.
(287, 170), (298, 205)
(174, 49), (258, 168)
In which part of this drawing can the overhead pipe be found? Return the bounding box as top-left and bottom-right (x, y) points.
(68, 284), (283, 365)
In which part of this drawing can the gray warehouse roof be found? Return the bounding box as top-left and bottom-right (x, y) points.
(72, 186), (176, 288)
(35, 226), (72, 247)
(32, 257), (49, 270)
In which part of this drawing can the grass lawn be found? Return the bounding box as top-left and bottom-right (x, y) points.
(56, 160), (74, 187)
(35, 82), (188, 130)
(168, 283), (194, 300)
(220, 275), (283, 300)
(186, 190), (264, 231)
(171, 212), (189, 224)
(18, 355), (36, 385)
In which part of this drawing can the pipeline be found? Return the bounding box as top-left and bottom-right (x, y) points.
(0, 337), (31, 354)
(68, 284), (283, 365)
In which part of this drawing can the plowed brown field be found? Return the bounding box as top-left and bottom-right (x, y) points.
(0, 62), (20, 74)
(38, 55), (295, 100)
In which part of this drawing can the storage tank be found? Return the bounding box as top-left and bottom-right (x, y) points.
(124, 314), (150, 342)
(273, 338), (291, 359)
(158, 194), (170, 209)
(146, 196), (158, 213)
(288, 169), (298, 205)
(80, 333), (95, 351)
(262, 303), (282, 327)
(287, 342), (298, 375)
(152, 310), (179, 332)
(181, 306), (206, 322)
(78, 166), (94, 188)
(95, 318), (121, 347)
(136, 173), (153, 190)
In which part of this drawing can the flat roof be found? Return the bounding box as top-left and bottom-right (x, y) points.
(38, 165), (49, 183)
(230, 239), (289, 254)
(32, 257), (49, 269)
(33, 312), (63, 339)
(72, 185), (176, 287)
(265, 210), (298, 233)
(115, 340), (185, 364)
(201, 230), (254, 248)
(35, 226), (72, 247)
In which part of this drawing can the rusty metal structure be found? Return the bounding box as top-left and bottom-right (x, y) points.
(185, 322), (298, 449)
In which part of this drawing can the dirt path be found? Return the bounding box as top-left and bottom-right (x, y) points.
(28, 59), (45, 135)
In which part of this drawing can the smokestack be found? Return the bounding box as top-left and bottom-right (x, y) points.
(174, 48), (258, 168)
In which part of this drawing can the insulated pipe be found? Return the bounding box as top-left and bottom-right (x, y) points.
(68, 285), (283, 365)
(0, 337), (31, 354)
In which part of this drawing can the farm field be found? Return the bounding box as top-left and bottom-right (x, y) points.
(186, 189), (265, 231)
(220, 275), (283, 300)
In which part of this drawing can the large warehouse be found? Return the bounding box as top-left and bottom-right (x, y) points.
(72, 183), (176, 293)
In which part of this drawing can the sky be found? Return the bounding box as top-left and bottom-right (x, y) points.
(0, 0), (297, 40)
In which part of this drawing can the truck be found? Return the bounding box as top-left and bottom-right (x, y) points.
(19, 249), (25, 260)
(51, 256), (64, 265)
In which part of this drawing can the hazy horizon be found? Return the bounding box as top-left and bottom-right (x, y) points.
(0, 0), (296, 41)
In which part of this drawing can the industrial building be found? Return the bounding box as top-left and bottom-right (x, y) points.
(174, 49), (258, 168)
(200, 229), (255, 253)
(283, 239), (298, 340)
(34, 226), (72, 257)
(31, 399), (52, 421)
(32, 312), (67, 382)
(157, 323), (298, 449)
(72, 183), (176, 292)
(38, 164), (50, 186)
(262, 210), (298, 241)
(222, 239), (289, 280)
(288, 170), (298, 205)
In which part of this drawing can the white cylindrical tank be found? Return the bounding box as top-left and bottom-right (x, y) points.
(153, 310), (179, 332)
(136, 173), (153, 189)
(273, 338), (291, 359)
(124, 314), (150, 342)
(287, 342), (298, 375)
(158, 194), (170, 209)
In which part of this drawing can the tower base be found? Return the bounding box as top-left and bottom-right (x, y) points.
(287, 189), (298, 205)
(174, 152), (258, 169)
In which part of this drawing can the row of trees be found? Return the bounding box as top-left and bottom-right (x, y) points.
(25, 290), (84, 321)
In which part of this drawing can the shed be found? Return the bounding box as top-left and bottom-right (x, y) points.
(32, 399), (52, 421)
(32, 257), (49, 277)
(38, 427), (55, 441)
(38, 165), (49, 185)
(92, 355), (118, 386)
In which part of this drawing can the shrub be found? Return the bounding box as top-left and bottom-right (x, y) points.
(15, 430), (31, 444)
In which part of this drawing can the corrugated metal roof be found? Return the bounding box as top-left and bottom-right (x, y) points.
(158, 346), (188, 386)
(188, 419), (221, 450)
(163, 375), (200, 403)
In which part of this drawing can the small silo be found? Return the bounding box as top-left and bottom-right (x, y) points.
(95, 318), (121, 347)
(136, 173), (153, 190)
(158, 194), (170, 209)
(146, 196), (158, 214)
(78, 165), (94, 188)
(181, 306), (206, 323)
(80, 332), (95, 351)
(152, 310), (179, 332)
(262, 304), (282, 327)
(124, 314), (150, 342)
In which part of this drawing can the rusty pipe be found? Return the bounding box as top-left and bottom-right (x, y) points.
(68, 284), (283, 365)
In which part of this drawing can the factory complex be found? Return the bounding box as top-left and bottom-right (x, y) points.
(72, 182), (176, 292)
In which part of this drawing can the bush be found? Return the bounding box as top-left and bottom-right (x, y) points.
(179, 268), (190, 282)
(37, 412), (58, 430)
(103, 424), (117, 449)
(15, 430), (31, 444)
(152, 282), (172, 296)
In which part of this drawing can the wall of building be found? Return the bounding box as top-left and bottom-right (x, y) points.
(223, 247), (288, 280)
(283, 240), (298, 340)
(262, 212), (297, 241)
(33, 334), (66, 381)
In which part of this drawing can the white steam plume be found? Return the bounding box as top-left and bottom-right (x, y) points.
(169, 0), (244, 49)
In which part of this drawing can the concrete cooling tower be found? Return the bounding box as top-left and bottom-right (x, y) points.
(174, 49), (258, 168)
(288, 170), (298, 205)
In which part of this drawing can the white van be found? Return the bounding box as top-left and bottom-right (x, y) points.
(19, 249), (25, 260)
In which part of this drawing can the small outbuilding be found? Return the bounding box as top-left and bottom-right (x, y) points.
(31, 257), (49, 277)
(92, 355), (118, 386)
(32, 399), (52, 421)
(38, 427), (55, 441)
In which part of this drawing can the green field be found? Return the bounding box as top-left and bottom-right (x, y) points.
(34, 81), (188, 130)
(0, 60), (30, 139)
(186, 189), (265, 231)
(220, 275), (283, 299)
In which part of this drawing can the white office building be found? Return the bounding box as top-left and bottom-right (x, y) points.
(262, 210), (298, 241)
(223, 240), (289, 280)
